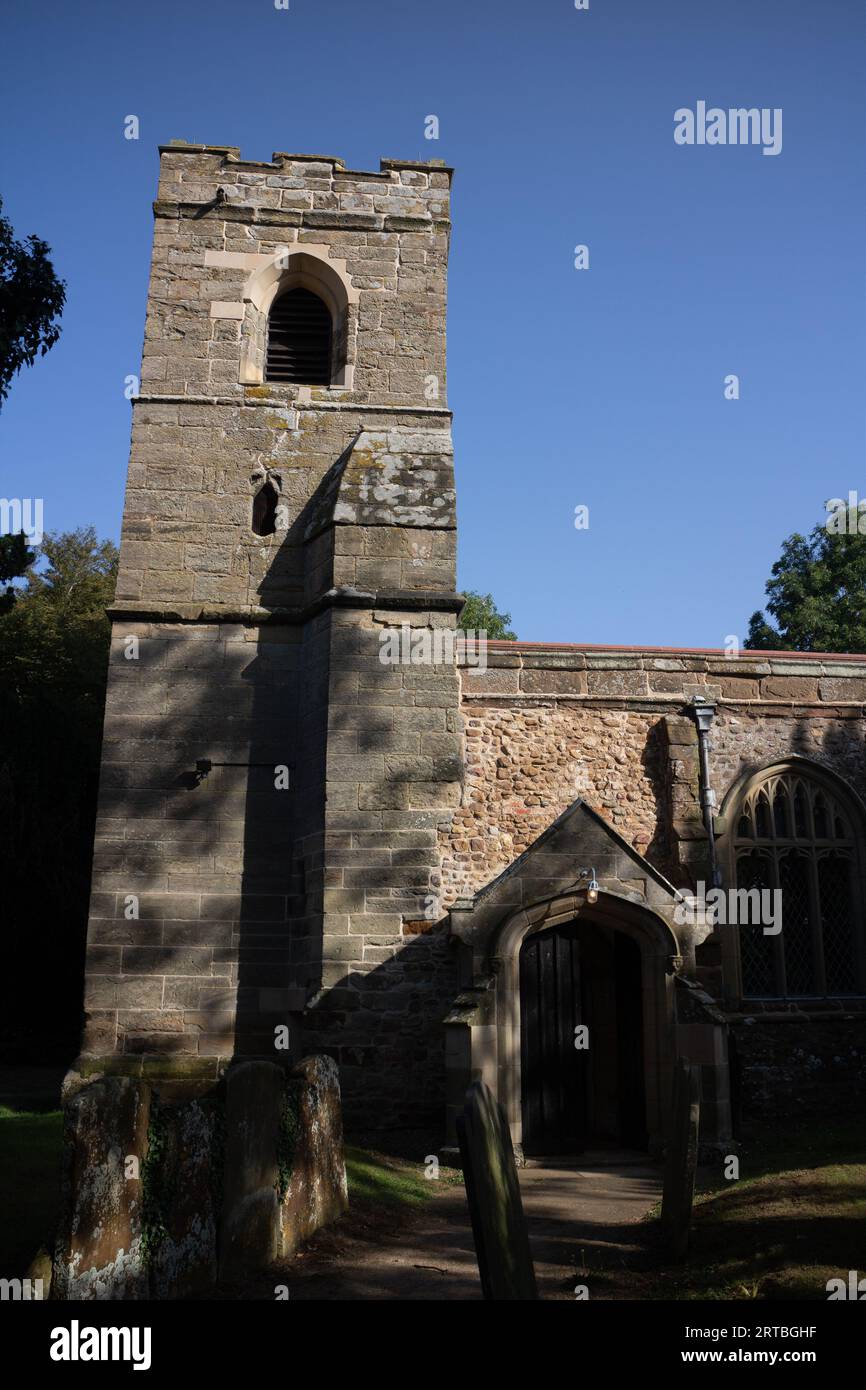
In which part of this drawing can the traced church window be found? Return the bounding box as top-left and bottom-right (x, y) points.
(734, 770), (861, 998)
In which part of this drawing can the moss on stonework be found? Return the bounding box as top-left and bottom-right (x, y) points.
(276, 1079), (302, 1204)
(139, 1058), (217, 1080)
(77, 1057), (143, 1079)
(208, 1100), (226, 1224)
(140, 1100), (176, 1267)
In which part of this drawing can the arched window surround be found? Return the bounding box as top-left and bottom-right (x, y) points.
(239, 245), (358, 390)
(716, 758), (866, 1004)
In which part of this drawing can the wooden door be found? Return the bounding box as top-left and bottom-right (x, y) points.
(520, 924), (587, 1154)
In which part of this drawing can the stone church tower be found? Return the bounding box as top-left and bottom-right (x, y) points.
(82, 144), (462, 1134)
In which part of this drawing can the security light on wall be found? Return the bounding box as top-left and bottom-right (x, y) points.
(577, 867), (600, 904)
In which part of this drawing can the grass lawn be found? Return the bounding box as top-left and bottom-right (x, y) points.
(0, 1103), (63, 1276)
(590, 1118), (866, 1301)
(345, 1145), (461, 1211)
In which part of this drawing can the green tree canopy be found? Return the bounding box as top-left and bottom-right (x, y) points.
(0, 528), (118, 1059)
(745, 515), (866, 653)
(0, 531), (35, 614)
(0, 194), (66, 407)
(458, 590), (517, 640)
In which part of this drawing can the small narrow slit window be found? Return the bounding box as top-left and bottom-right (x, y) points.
(252, 479), (279, 536)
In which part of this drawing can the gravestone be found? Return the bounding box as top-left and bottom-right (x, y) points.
(53, 1075), (151, 1300)
(456, 1080), (538, 1300)
(150, 1098), (220, 1299)
(661, 1059), (701, 1258)
(279, 1055), (349, 1257)
(218, 1061), (284, 1281)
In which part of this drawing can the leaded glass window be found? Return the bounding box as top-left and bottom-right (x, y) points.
(734, 772), (862, 997)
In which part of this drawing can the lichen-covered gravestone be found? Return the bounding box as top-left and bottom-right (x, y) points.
(457, 1080), (538, 1300)
(219, 1055), (349, 1281)
(280, 1055), (349, 1257)
(53, 1075), (151, 1300)
(661, 1059), (701, 1259)
(149, 1098), (220, 1299)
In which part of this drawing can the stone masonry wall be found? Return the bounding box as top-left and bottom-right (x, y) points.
(729, 1015), (866, 1123)
(301, 605), (462, 1133)
(446, 703), (665, 903)
(84, 619), (304, 1079)
(445, 643), (866, 905)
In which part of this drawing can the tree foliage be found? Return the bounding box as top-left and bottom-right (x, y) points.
(0, 528), (118, 1058)
(745, 518), (866, 653)
(0, 195), (66, 407)
(0, 532), (35, 614)
(458, 590), (517, 640)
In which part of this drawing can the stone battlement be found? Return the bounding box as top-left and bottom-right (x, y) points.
(159, 142), (452, 177)
(155, 143), (452, 221)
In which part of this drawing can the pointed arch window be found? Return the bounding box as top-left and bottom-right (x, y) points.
(734, 770), (864, 998)
(265, 287), (332, 385)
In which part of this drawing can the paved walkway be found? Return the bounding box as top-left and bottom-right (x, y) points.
(520, 1153), (663, 1298)
(287, 1151), (662, 1300)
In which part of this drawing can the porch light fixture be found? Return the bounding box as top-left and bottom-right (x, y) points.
(577, 867), (600, 904)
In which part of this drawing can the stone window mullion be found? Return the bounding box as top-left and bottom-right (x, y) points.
(770, 845), (786, 997)
(806, 850), (826, 996)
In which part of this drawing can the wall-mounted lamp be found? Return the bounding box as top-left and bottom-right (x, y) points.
(192, 757), (294, 786)
(577, 866), (600, 904)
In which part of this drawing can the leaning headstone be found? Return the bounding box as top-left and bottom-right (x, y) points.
(457, 1080), (538, 1300)
(661, 1059), (701, 1259)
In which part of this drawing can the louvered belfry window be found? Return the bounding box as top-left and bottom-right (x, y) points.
(735, 771), (863, 998)
(265, 287), (332, 385)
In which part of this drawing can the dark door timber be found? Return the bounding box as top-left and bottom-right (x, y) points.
(520, 924), (586, 1154)
(615, 931), (647, 1148)
(519, 921), (646, 1154)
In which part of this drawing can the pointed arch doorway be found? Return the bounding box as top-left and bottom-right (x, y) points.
(519, 916), (647, 1155)
(443, 800), (686, 1156)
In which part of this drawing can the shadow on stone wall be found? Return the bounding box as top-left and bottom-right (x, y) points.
(230, 455), (460, 1142)
(642, 718), (677, 882)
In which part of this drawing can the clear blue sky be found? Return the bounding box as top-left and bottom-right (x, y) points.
(1, 0), (863, 645)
